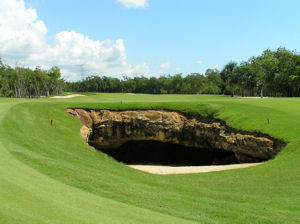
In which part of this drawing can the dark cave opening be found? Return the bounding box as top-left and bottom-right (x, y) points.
(98, 140), (239, 166)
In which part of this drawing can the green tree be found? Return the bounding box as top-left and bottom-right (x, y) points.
(220, 62), (238, 96)
(251, 50), (279, 97)
(121, 80), (136, 93)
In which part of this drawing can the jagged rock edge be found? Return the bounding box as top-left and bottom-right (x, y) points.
(66, 108), (286, 163)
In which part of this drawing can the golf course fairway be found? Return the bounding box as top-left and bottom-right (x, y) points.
(0, 94), (299, 223)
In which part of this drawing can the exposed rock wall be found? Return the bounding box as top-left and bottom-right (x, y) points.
(67, 109), (284, 163)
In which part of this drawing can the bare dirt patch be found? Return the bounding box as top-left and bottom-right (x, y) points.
(51, 94), (86, 99)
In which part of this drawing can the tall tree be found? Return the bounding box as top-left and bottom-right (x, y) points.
(251, 50), (279, 97)
(221, 62), (238, 96)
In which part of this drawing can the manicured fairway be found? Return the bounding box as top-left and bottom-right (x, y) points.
(0, 94), (299, 223)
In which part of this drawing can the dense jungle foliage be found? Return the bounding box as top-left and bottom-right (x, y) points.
(0, 58), (64, 98)
(1, 47), (299, 97)
(65, 48), (300, 97)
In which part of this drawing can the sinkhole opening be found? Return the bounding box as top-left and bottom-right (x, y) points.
(98, 140), (239, 166)
(67, 108), (287, 173)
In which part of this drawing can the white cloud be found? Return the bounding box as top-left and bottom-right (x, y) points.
(27, 31), (133, 79)
(196, 60), (202, 65)
(0, 0), (47, 59)
(116, 0), (148, 8)
(131, 62), (151, 76)
(0, 0), (148, 81)
(160, 61), (172, 70)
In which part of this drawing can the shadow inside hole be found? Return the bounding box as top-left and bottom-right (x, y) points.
(97, 140), (239, 166)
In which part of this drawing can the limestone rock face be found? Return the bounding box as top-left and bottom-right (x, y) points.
(67, 109), (284, 163)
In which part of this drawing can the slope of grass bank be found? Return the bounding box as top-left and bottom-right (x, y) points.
(0, 94), (299, 223)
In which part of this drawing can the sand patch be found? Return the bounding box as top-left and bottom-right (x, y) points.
(129, 163), (262, 175)
(237, 96), (271, 99)
(51, 94), (86, 99)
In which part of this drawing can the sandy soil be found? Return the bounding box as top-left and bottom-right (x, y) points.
(50, 94), (86, 99)
(129, 163), (262, 175)
(237, 96), (271, 99)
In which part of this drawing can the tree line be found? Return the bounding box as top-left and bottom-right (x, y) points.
(220, 47), (300, 97)
(65, 48), (300, 97)
(64, 70), (222, 95)
(1, 47), (299, 98)
(0, 58), (64, 98)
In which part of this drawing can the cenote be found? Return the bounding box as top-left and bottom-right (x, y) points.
(67, 108), (285, 167)
(99, 140), (238, 166)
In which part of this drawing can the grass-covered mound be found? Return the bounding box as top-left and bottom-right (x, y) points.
(0, 94), (299, 223)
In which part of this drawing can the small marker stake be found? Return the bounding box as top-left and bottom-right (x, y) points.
(267, 118), (269, 124)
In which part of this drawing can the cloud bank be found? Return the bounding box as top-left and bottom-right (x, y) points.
(0, 0), (148, 81)
(116, 0), (148, 8)
(196, 60), (202, 65)
(160, 61), (172, 69)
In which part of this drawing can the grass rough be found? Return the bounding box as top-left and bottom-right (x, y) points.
(0, 94), (299, 223)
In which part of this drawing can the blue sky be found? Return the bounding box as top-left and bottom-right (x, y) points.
(1, 0), (299, 80)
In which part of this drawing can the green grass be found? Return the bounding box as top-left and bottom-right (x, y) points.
(0, 94), (299, 223)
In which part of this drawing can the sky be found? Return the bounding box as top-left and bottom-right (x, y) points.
(0, 0), (299, 81)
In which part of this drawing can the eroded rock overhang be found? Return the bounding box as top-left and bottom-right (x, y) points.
(67, 108), (285, 163)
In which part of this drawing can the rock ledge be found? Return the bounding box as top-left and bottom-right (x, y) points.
(67, 109), (285, 163)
